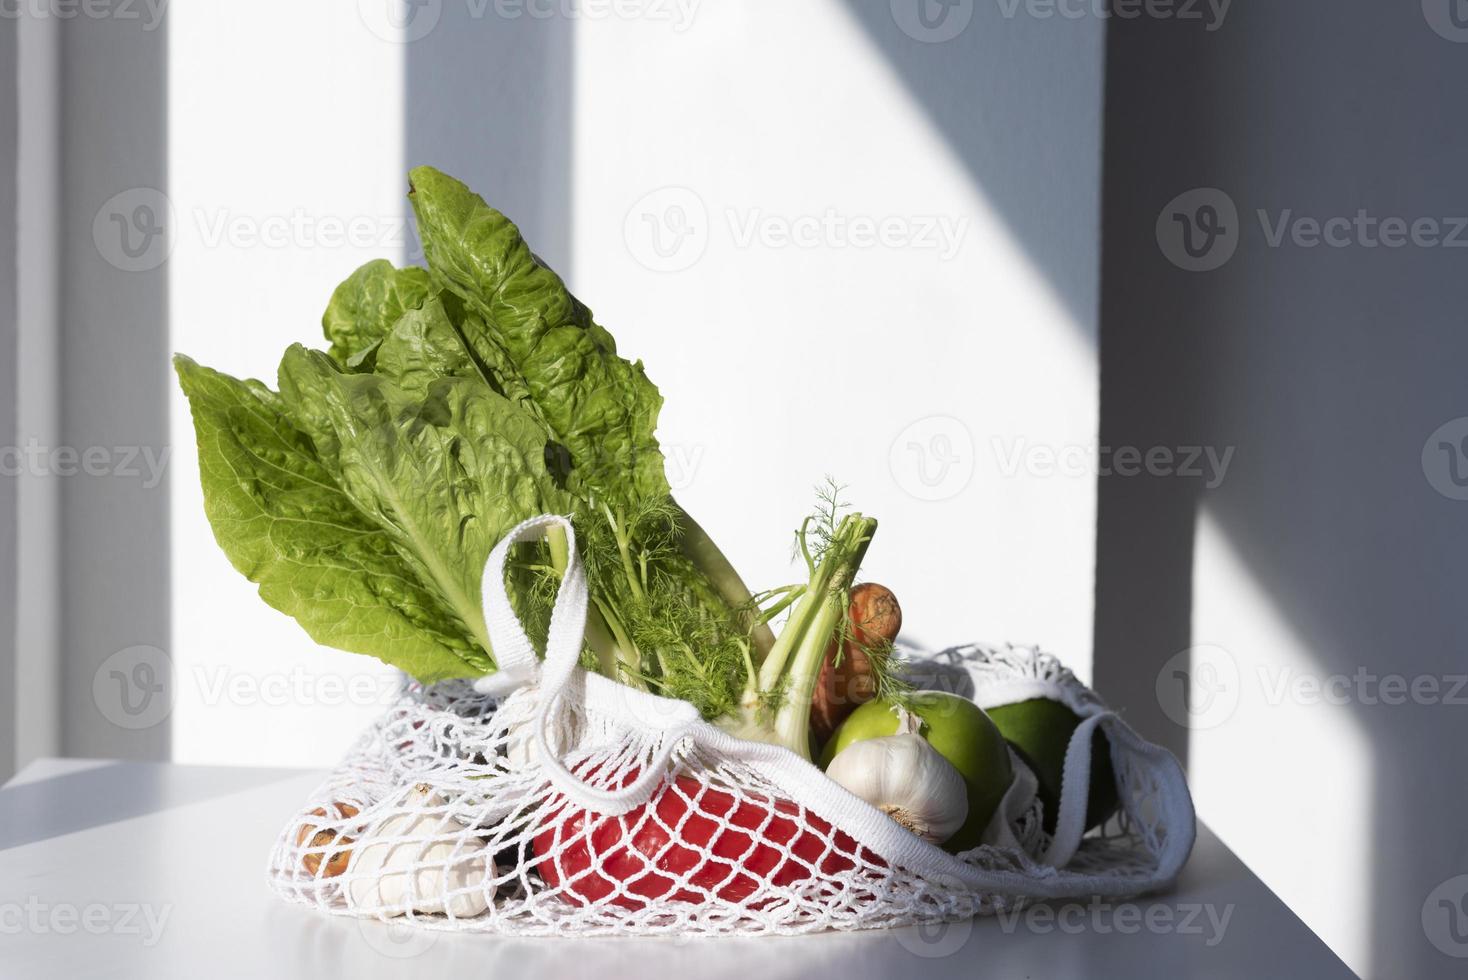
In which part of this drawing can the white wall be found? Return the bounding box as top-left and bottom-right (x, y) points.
(165, 1), (1104, 766)
(168, 1), (407, 765)
(572, 0), (1103, 672)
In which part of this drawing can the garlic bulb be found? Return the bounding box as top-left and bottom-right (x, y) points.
(501, 701), (580, 771)
(825, 721), (969, 845)
(346, 785), (494, 917)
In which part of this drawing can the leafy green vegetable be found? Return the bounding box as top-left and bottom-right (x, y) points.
(175, 167), (885, 744)
(277, 345), (571, 660)
(372, 298), (481, 394)
(407, 166), (665, 507)
(399, 168), (768, 716)
(723, 501), (881, 759)
(174, 355), (488, 683)
(321, 259), (435, 370)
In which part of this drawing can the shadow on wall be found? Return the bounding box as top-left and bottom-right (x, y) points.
(402, 3), (574, 274)
(838, 0), (1105, 336)
(0, 16), (16, 782)
(58, 12), (171, 767)
(1098, 2), (1468, 978)
(832, 1), (1156, 724)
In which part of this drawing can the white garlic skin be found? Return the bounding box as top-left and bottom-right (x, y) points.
(346, 786), (493, 917)
(825, 734), (970, 845)
(502, 704), (578, 771)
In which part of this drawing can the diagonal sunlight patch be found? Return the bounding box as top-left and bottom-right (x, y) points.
(1189, 505), (1372, 976)
(569, 0), (1102, 678)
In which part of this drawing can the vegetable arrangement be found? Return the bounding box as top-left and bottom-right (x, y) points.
(181, 169), (1115, 911)
(176, 167), (899, 760)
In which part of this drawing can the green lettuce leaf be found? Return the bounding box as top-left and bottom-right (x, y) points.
(406, 166), (668, 506)
(174, 169), (767, 709)
(373, 295), (480, 395)
(321, 259), (435, 369)
(173, 354), (486, 683)
(276, 345), (570, 661)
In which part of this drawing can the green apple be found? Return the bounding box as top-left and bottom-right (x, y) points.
(820, 691), (1013, 852)
(985, 697), (1118, 834)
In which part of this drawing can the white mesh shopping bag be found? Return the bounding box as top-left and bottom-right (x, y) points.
(267, 515), (1196, 936)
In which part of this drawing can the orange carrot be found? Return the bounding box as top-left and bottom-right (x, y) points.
(809, 583), (902, 742)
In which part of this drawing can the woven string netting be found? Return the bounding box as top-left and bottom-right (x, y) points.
(266, 646), (1184, 935)
(910, 643), (1185, 882)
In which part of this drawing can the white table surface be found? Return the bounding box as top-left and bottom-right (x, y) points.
(0, 758), (1356, 979)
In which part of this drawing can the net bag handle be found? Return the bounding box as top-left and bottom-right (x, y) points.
(471, 514), (694, 816)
